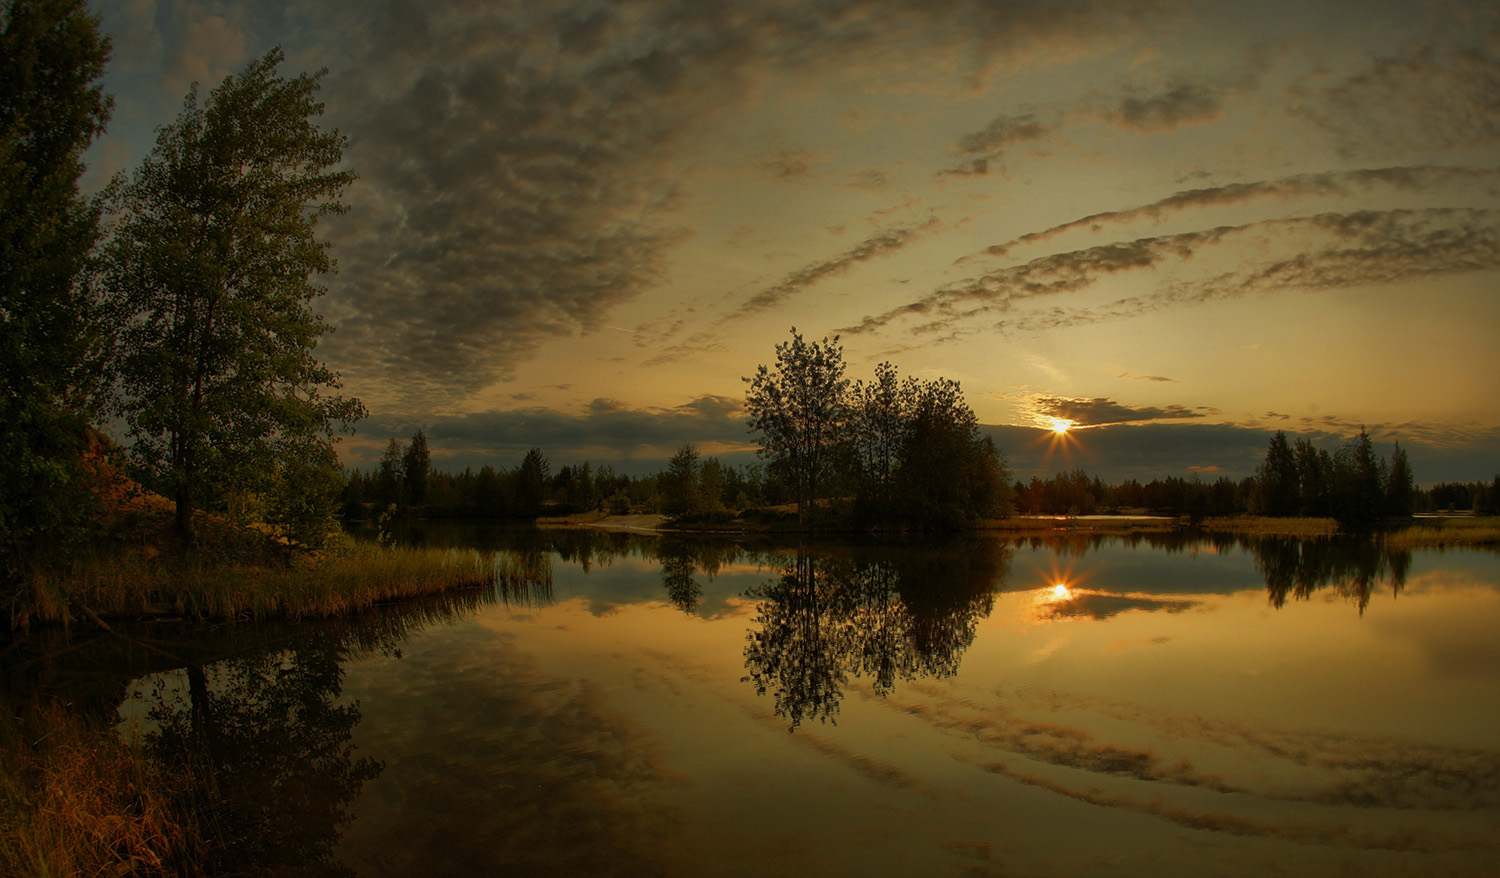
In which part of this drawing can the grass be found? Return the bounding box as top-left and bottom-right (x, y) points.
(0, 697), (198, 877)
(1385, 517), (1500, 549)
(1202, 516), (1341, 536)
(17, 538), (508, 628)
(982, 515), (1179, 534)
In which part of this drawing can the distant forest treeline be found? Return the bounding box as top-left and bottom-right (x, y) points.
(349, 427), (1500, 524)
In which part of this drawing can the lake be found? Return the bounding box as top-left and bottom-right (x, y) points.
(8, 524), (1499, 876)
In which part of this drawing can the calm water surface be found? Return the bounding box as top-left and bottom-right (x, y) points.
(13, 525), (1500, 876)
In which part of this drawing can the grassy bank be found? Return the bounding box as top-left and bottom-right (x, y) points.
(0, 697), (198, 877)
(15, 539), (508, 628)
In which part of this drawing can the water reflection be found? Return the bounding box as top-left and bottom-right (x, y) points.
(3, 592), (488, 876)
(142, 641), (379, 876)
(1245, 535), (1412, 614)
(1034, 587), (1200, 621)
(742, 540), (1013, 729)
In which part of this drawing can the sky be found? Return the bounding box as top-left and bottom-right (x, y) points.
(82, 0), (1500, 482)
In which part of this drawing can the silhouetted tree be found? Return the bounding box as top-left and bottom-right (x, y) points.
(660, 443), (701, 517)
(893, 377), (1011, 528)
(402, 428), (430, 508)
(517, 447), (549, 516)
(1331, 428), (1387, 528)
(1257, 431), (1298, 516)
(850, 361), (912, 517)
(744, 328), (851, 526)
(1385, 443), (1414, 519)
(377, 437), (404, 511)
(1294, 438), (1332, 517)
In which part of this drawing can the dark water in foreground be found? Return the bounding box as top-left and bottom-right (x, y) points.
(7, 525), (1500, 876)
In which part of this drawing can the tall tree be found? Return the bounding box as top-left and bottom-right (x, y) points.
(1332, 428), (1387, 528)
(744, 328), (850, 525)
(851, 361), (913, 517)
(0, 0), (113, 602)
(1385, 442), (1414, 519)
(105, 48), (363, 540)
(1257, 431), (1298, 516)
(1293, 437), (1331, 517)
(376, 438), (404, 512)
(517, 447), (549, 516)
(892, 377), (1011, 529)
(660, 443), (701, 517)
(402, 428), (430, 508)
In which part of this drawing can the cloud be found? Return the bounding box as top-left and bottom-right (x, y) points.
(1030, 395), (1208, 427)
(753, 148), (822, 179)
(642, 219), (939, 366)
(1106, 80), (1224, 132)
(1292, 23), (1500, 155)
(287, 0), (1167, 412)
(845, 207), (1500, 339)
(941, 52), (1268, 175)
(943, 111), (1055, 176)
(729, 221), (935, 320)
(357, 394), (754, 472)
(163, 6), (247, 93)
(984, 166), (1500, 257)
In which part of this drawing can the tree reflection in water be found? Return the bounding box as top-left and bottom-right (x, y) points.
(741, 541), (1013, 729)
(126, 595), (488, 876)
(1246, 535), (1413, 614)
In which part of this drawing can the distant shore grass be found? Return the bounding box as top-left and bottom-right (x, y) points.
(981, 515), (1179, 534)
(1202, 516), (1341, 536)
(17, 539), (509, 628)
(1384, 517), (1500, 548)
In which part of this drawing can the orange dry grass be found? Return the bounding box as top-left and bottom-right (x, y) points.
(0, 699), (194, 877)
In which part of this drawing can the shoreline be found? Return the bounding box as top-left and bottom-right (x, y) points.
(538, 511), (1500, 545)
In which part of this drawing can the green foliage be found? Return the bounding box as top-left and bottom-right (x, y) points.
(263, 439), (346, 548)
(104, 48), (363, 540)
(0, 0), (113, 602)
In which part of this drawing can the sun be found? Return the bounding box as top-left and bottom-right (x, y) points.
(1048, 418), (1075, 435)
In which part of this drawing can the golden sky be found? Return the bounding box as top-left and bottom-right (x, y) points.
(87, 0), (1500, 478)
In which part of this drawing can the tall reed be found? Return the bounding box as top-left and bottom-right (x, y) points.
(0, 698), (197, 876)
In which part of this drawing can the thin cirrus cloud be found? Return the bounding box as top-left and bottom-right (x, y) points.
(845, 207), (1500, 339)
(982, 166), (1500, 258)
(641, 219), (940, 366)
(941, 55), (1267, 178)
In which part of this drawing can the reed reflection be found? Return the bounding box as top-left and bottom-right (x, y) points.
(742, 541), (1012, 729)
